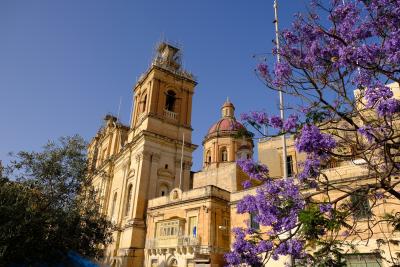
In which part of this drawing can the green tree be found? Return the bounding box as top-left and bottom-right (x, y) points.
(0, 136), (112, 265)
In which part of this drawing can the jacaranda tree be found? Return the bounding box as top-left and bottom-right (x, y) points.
(225, 0), (400, 266)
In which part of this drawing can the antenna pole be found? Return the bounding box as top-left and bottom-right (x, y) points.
(274, 1), (291, 265)
(274, 0), (288, 180)
(179, 133), (185, 190)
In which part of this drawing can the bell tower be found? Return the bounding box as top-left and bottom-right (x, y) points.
(130, 42), (197, 144)
(107, 42), (198, 266)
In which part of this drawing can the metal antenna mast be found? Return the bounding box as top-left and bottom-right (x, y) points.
(274, 0), (288, 180)
(274, 2), (292, 265)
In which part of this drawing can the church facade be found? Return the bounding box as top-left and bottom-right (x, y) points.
(87, 43), (253, 267)
(88, 43), (400, 267)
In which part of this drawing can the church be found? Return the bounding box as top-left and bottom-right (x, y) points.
(87, 43), (400, 267)
(87, 42), (255, 267)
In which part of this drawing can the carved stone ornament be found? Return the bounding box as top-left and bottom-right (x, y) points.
(169, 188), (182, 201)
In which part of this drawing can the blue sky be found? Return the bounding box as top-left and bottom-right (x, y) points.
(0, 0), (308, 171)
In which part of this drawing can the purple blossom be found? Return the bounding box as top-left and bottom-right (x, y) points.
(273, 61), (292, 87)
(358, 125), (375, 142)
(257, 63), (271, 81)
(270, 115), (283, 129)
(237, 159), (269, 181)
(319, 203), (333, 213)
(241, 180), (252, 189)
(237, 179), (304, 233)
(298, 157), (320, 182)
(365, 85), (393, 108)
(240, 111), (269, 125)
(295, 125), (336, 157)
(376, 98), (400, 117)
(283, 114), (299, 132)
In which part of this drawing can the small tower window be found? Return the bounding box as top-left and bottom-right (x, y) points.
(221, 148), (228, 162)
(141, 95), (147, 113)
(286, 155), (293, 177)
(165, 90), (176, 111)
(125, 184), (133, 217)
(205, 150), (211, 165)
(159, 184), (169, 197)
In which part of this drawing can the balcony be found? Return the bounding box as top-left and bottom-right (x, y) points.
(146, 235), (200, 249)
(163, 109), (178, 120)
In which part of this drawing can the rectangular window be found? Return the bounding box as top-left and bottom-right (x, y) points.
(286, 155), (294, 177)
(345, 253), (381, 267)
(158, 220), (179, 238)
(351, 189), (371, 220)
(188, 216), (198, 237)
(250, 212), (260, 230)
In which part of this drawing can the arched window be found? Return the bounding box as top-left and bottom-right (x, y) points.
(221, 147), (228, 162)
(110, 192), (117, 220)
(125, 184), (133, 217)
(165, 90), (176, 111)
(141, 95), (147, 113)
(159, 184), (169, 197)
(205, 150), (211, 164)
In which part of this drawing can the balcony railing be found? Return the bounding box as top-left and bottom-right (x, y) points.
(163, 109), (178, 120)
(146, 235), (200, 249)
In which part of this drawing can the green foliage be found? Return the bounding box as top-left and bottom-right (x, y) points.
(311, 241), (348, 267)
(298, 204), (343, 240)
(0, 136), (112, 265)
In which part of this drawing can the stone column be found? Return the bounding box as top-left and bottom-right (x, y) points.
(147, 153), (160, 199)
(132, 151), (152, 220)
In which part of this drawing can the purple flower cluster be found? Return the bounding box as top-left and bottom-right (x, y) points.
(297, 157), (320, 183)
(238, 179), (304, 233)
(227, 178), (305, 266)
(358, 125), (375, 143)
(319, 203), (333, 213)
(365, 85), (393, 108)
(295, 125), (336, 183)
(273, 61), (292, 87)
(283, 114), (299, 132)
(225, 227), (269, 267)
(272, 239), (305, 261)
(364, 85), (400, 117)
(240, 111), (268, 125)
(257, 63), (271, 81)
(295, 125), (336, 157)
(237, 159), (269, 183)
(270, 115), (283, 129)
(376, 98), (400, 117)
(240, 112), (299, 133)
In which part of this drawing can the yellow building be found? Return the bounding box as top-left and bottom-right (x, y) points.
(88, 43), (400, 267)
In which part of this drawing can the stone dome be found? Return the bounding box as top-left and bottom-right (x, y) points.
(207, 117), (245, 136)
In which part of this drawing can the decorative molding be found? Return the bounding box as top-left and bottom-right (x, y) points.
(135, 154), (142, 163)
(157, 168), (174, 178)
